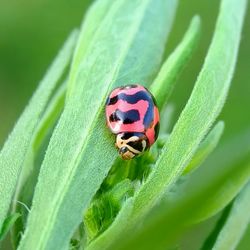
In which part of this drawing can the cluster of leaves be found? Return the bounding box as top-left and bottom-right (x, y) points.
(0, 0), (249, 249)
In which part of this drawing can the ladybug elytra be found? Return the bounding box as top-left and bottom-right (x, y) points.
(105, 84), (160, 160)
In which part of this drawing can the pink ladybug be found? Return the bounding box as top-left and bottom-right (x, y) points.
(105, 84), (160, 160)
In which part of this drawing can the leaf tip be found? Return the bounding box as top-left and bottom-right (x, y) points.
(215, 120), (225, 134)
(190, 15), (202, 37)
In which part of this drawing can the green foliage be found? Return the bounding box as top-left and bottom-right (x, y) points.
(132, 0), (247, 219)
(67, 0), (114, 97)
(212, 181), (250, 250)
(84, 179), (134, 241)
(0, 213), (20, 242)
(150, 15), (201, 110)
(17, 0), (178, 249)
(84, 13), (201, 247)
(0, 30), (78, 230)
(111, 129), (250, 250)
(11, 82), (67, 248)
(183, 121), (224, 174)
(0, 0), (249, 249)
(87, 0), (248, 249)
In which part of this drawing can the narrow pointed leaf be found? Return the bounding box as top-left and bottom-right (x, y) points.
(212, 181), (250, 250)
(0, 31), (78, 229)
(11, 82), (67, 248)
(150, 15), (201, 110)
(67, 0), (113, 96)
(0, 213), (20, 242)
(235, 224), (250, 250)
(183, 121), (224, 174)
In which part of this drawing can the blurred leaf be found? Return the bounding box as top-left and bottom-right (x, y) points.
(183, 121), (224, 174)
(212, 181), (250, 250)
(0, 30), (78, 229)
(180, 214), (223, 250)
(87, 0), (248, 249)
(0, 213), (20, 242)
(18, 0), (177, 249)
(160, 104), (175, 133)
(150, 15), (201, 110)
(236, 223), (250, 250)
(201, 202), (233, 250)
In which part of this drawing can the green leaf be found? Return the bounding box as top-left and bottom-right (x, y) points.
(18, 0), (177, 249)
(0, 30), (78, 229)
(183, 121), (224, 174)
(110, 129), (250, 250)
(160, 104), (175, 133)
(0, 213), (21, 242)
(33, 82), (67, 153)
(150, 15), (201, 110)
(16, 81), (67, 199)
(132, 0), (247, 220)
(84, 179), (134, 241)
(11, 82), (67, 248)
(87, 0), (247, 248)
(187, 129), (250, 224)
(236, 224), (250, 250)
(67, 0), (112, 96)
(201, 203), (234, 250)
(212, 181), (250, 250)
(86, 13), (202, 250)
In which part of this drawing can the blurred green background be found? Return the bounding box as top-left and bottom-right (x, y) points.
(0, 0), (249, 148)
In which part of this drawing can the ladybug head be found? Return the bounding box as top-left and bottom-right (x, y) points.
(115, 132), (149, 160)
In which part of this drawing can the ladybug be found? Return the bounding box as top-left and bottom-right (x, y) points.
(105, 84), (160, 160)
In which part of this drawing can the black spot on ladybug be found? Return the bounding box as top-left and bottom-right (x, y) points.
(107, 91), (154, 129)
(109, 109), (140, 124)
(121, 132), (136, 140)
(127, 140), (143, 152)
(107, 91), (147, 105)
(121, 132), (144, 140)
(154, 122), (160, 140)
(106, 95), (118, 105)
(109, 112), (117, 122)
